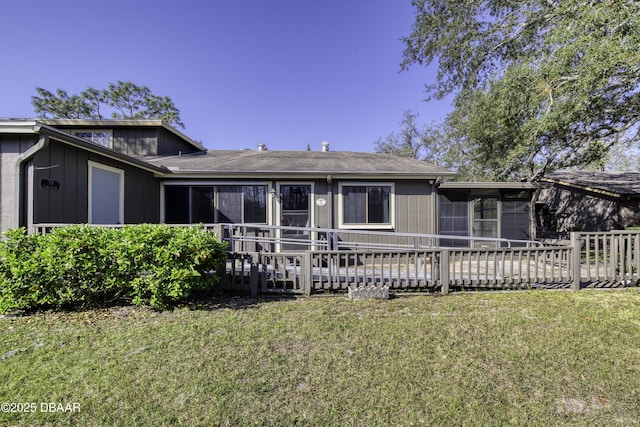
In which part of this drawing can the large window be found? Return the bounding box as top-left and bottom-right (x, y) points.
(340, 183), (393, 228)
(438, 189), (533, 247)
(217, 186), (267, 223)
(71, 130), (112, 148)
(164, 184), (267, 224)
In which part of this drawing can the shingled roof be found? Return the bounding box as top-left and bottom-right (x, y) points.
(143, 150), (455, 178)
(541, 171), (640, 197)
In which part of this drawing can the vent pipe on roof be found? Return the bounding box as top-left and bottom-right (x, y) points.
(321, 141), (330, 152)
(257, 143), (267, 151)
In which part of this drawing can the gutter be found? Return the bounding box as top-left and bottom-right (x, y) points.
(152, 170), (456, 180)
(14, 128), (49, 230)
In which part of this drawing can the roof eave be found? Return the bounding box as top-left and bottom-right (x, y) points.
(155, 170), (457, 180)
(0, 120), (40, 133)
(440, 181), (536, 190)
(539, 177), (625, 199)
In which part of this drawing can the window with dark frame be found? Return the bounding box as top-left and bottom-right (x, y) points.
(438, 191), (469, 247)
(164, 185), (267, 224)
(439, 190), (532, 247)
(501, 191), (531, 243)
(473, 196), (498, 240)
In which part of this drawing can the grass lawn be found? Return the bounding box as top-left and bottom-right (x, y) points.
(2, 289), (640, 426)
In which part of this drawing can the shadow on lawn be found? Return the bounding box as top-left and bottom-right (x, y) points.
(184, 293), (301, 311)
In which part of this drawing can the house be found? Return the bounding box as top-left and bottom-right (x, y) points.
(0, 118), (536, 246)
(0, 119), (203, 235)
(536, 171), (640, 236)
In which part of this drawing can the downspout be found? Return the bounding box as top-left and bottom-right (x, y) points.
(14, 132), (50, 232)
(432, 176), (442, 235)
(531, 182), (542, 240)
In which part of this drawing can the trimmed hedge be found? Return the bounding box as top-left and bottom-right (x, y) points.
(0, 224), (227, 313)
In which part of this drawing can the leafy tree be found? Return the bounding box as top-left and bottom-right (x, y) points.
(374, 111), (491, 180)
(401, 0), (640, 180)
(32, 81), (184, 129)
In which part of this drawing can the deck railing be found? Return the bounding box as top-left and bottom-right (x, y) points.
(221, 246), (575, 295)
(29, 224), (640, 294)
(572, 231), (640, 285)
(213, 223), (542, 252)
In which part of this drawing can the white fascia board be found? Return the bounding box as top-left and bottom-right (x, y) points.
(0, 120), (39, 133)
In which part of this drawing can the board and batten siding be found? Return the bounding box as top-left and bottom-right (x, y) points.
(31, 140), (161, 226)
(330, 179), (436, 248)
(395, 180), (434, 234)
(111, 127), (158, 156)
(112, 127), (199, 156)
(157, 128), (199, 155)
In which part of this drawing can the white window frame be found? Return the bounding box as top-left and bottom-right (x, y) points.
(338, 182), (395, 229)
(71, 130), (113, 148)
(88, 161), (124, 224)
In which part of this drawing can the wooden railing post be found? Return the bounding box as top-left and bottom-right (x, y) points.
(302, 251), (313, 296)
(250, 258), (258, 297)
(440, 250), (450, 294)
(570, 232), (582, 291)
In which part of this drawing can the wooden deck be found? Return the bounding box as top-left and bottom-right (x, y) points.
(222, 239), (640, 295)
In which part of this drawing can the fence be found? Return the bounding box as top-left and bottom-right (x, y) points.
(221, 245), (577, 295)
(30, 224), (640, 295)
(573, 231), (640, 286)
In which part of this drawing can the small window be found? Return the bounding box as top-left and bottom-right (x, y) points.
(340, 183), (393, 228)
(71, 130), (112, 148)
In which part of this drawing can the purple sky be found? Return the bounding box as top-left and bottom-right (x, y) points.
(1, 0), (451, 151)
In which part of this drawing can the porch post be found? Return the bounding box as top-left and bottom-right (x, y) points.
(440, 250), (450, 294)
(250, 254), (259, 297)
(570, 232), (582, 291)
(302, 251), (313, 296)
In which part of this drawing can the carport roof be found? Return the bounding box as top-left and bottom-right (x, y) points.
(541, 171), (640, 197)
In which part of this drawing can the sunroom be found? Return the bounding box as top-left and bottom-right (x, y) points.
(437, 182), (536, 247)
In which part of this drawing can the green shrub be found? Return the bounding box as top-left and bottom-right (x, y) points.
(0, 224), (227, 313)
